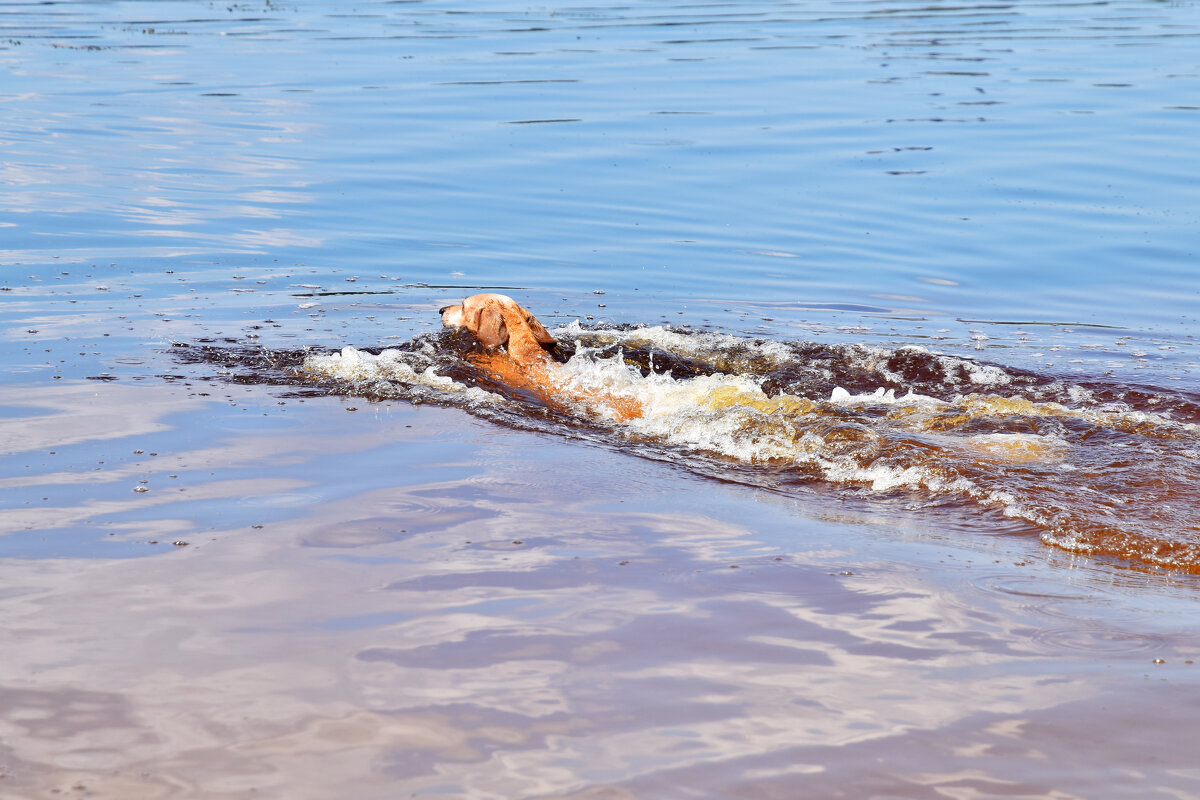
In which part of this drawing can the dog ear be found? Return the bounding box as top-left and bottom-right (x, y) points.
(474, 306), (508, 349)
(522, 309), (557, 348)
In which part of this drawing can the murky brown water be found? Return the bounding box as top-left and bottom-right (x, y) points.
(290, 323), (1200, 574)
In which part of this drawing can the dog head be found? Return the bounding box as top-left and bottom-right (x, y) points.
(439, 293), (556, 353)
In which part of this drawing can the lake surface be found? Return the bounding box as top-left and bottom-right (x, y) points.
(3, 1), (1200, 797)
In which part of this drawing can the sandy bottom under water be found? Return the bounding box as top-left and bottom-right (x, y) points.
(2, 379), (1199, 799)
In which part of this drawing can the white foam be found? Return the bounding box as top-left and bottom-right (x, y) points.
(300, 335), (1196, 551)
(963, 362), (1014, 386)
(561, 321), (793, 369)
(828, 386), (943, 407)
(302, 346), (499, 405)
(1065, 384), (1097, 404)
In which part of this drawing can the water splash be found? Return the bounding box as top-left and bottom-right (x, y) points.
(178, 324), (1200, 573)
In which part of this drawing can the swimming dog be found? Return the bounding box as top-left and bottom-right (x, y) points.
(436, 294), (1060, 464)
(439, 293), (643, 420)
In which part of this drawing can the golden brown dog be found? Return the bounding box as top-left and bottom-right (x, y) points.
(439, 293), (642, 420)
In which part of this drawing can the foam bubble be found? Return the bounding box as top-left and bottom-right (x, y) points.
(562, 322), (794, 372)
(829, 386), (944, 407)
(303, 346), (499, 405)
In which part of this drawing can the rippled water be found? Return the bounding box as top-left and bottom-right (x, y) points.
(4, 1), (1200, 797)
(292, 322), (1200, 572)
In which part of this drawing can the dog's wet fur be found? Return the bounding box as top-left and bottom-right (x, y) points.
(438, 293), (645, 420)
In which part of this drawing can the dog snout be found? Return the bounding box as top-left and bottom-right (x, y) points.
(439, 303), (466, 329)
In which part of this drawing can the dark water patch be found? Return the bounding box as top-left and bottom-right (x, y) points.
(505, 118), (582, 125)
(957, 318), (1126, 329)
(438, 79), (580, 85)
(291, 289), (400, 298)
(177, 322), (1200, 423)
(170, 325), (1200, 574)
(169, 339), (328, 395)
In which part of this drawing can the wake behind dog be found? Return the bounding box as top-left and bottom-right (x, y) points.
(299, 294), (1200, 573)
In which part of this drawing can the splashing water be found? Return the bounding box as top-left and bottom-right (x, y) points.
(182, 323), (1200, 573)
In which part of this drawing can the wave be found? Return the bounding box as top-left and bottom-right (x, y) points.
(175, 324), (1200, 573)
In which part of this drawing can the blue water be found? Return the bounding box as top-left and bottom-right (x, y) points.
(4, 0), (1200, 552)
(3, 1), (1199, 379)
(5, 4), (1200, 796)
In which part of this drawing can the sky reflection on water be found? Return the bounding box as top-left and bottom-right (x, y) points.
(3, 0), (1199, 346)
(1, 392), (1198, 797)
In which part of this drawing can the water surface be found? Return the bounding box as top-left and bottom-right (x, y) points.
(3, 1), (1200, 797)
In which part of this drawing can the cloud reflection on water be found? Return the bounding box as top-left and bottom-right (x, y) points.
(1, 56), (323, 263)
(1, 318), (1196, 787)
(0, 390), (1166, 797)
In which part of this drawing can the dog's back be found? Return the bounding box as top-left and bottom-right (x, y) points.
(440, 293), (642, 421)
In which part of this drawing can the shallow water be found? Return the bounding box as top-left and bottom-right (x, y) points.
(3, 1), (1200, 797)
